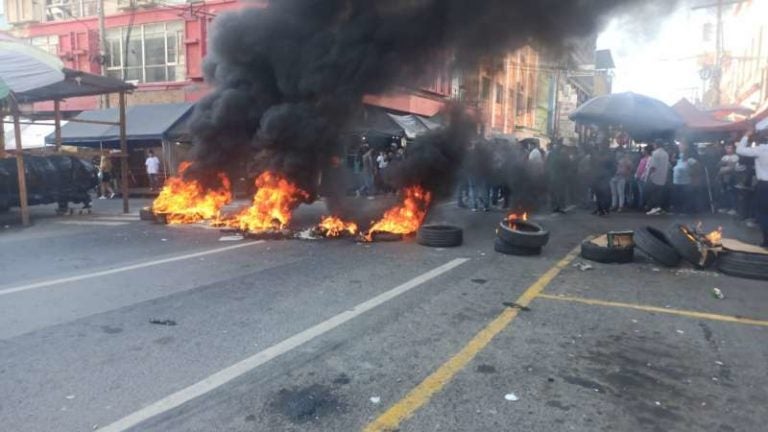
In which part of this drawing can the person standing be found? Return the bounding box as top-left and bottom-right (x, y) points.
(99, 152), (116, 199)
(145, 150), (161, 192)
(634, 145), (653, 209)
(718, 142), (740, 213)
(359, 144), (375, 198)
(610, 151), (634, 212)
(591, 142), (614, 216)
(672, 149), (692, 213)
(736, 128), (768, 247)
(645, 141), (671, 215)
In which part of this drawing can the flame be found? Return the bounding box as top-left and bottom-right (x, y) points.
(365, 186), (432, 241)
(317, 216), (358, 237)
(506, 212), (528, 229)
(226, 171), (308, 232)
(152, 161), (232, 224)
(705, 227), (723, 246)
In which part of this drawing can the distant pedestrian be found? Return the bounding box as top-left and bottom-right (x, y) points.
(717, 142), (740, 213)
(736, 127), (768, 247)
(99, 152), (116, 199)
(634, 145), (653, 209)
(645, 141), (670, 215)
(610, 151), (634, 212)
(146, 150), (161, 191)
(592, 142), (614, 216)
(359, 144), (375, 197)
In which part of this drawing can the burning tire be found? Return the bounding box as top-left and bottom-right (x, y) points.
(496, 221), (549, 249)
(417, 224), (463, 248)
(634, 226), (681, 267)
(580, 238), (634, 264)
(494, 238), (541, 256)
(717, 251), (768, 281)
(666, 224), (716, 268)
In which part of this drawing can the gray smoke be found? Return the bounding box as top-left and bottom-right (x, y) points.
(189, 0), (670, 199)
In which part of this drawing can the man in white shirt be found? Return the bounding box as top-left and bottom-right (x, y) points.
(145, 150), (161, 191)
(645, 142), (670, 215)
(736, 128), (768, 246)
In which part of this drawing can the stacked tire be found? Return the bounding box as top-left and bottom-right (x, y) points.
(495, 221), (549, 256)
(417, 225), (463, 247)
(634, 226), (681, 267)
(717, 251), (768, 281)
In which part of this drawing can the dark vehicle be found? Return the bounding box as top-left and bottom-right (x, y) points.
(0, 155), (98, 214)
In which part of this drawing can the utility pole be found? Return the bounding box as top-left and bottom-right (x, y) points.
(98, 0), (110, 108)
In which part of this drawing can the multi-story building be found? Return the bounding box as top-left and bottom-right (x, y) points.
(2, 0), (450, 118)
(719, 0), (768, 113)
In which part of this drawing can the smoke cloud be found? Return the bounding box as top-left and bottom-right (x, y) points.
(189, 0), (670, 199)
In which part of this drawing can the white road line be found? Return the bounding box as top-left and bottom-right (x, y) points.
(0, 241), (265, 297)
(57, 221), (129, 226)
(97, 257), (470, 432)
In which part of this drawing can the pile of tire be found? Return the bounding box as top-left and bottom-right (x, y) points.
(495, 220), (549, 256)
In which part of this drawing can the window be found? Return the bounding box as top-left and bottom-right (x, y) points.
(106, 22), (185, 83)
(30, 35), (59, 55)
(481, 77), (491, 100)
(45, 0), (98, 22)
(495, 83), (503, 104)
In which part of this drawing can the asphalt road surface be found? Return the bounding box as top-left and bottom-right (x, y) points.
(1, 198), (767, 432)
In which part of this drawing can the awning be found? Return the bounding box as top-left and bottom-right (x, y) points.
(387, 113), (430, 139)
(46, 102), (193, 148)
(14, 68), (135, 103)
(3, 118), (68, 150)
(673, 98), (768, 135)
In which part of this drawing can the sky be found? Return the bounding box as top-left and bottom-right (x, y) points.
(597, 2), (714, 105)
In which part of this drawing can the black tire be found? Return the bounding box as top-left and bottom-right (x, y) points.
(717, 251), (768, 280)
(140, 207), (155, 221)
(417, 224), (463, 247)
(494, 238), (541, 256)
(666, 224), (714, 268)
(580, 240), (634, 264)
(496, 220), (550, 249)
(634, 226), (681, 267)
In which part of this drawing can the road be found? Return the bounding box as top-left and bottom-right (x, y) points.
(1, 198), (767, 432)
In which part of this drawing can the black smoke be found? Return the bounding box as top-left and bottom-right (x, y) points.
(189, 0), (670, 199)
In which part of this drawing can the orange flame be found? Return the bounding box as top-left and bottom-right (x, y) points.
(506, 212), (528, 230)
(365, 186), (432, 241)
(317, 216), (358, 237)
(227, 171), (308, 232)
(152, 161), (232, 224)
(705, 227), (723, 246)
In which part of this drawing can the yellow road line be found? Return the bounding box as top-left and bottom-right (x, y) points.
(363, 245), (583, 432)
(537, 294), (768, 327)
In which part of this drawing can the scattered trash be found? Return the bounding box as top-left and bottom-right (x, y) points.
(161, 238), (168, 242)
(572, 262), (594, 271)
(631, 319), (638, 324)
(504, 393), (519, 401)
(471, 279), (487, 284)
(712, 288), (725, 300)
(651, 267), (661, 272)
(295, 228), (319, 240)
(655, 401), (662, 406)
(715, 361), (724, 366)
(65, 395), (75, 400)
(369, 397), (381, 404)
(712, 377), (719, 382)
(502, 302), (531, 311)
(219, 235), (244, 242)
(676, 330), (685, 334)
(149, 319), (177, 326)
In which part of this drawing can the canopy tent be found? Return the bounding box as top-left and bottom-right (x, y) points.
(3, 118), (68, 150)
(672, 98), (768, 139)
(387, 113), (430, 139)
(13, 68), (134, 103)
(46, 103), (193, 148)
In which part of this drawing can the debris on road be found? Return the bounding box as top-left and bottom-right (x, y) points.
(504, 393), (519, 401)
(149, 319), (177, 326)
(676, 329), (685, 334)
(572, 262), (594, 271)
(370, 397), (381, 404)
(65, 395), (75, 400)
(218, 235), (244, 242)
(502, 302), (531, 311)
(471, 278), (487, 284)
(712, 288), (725, 299)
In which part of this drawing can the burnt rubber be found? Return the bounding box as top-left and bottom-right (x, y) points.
(494, 238), (542, 256)
(634, 226), (681, 267)
(580, 240), (634, 264)
(417, 224), (463, 247)
(139, 207), (155, 221)
(496, 220), (550, 249)
(666, 224), (713, 268)
(717, 251), (768, 280)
